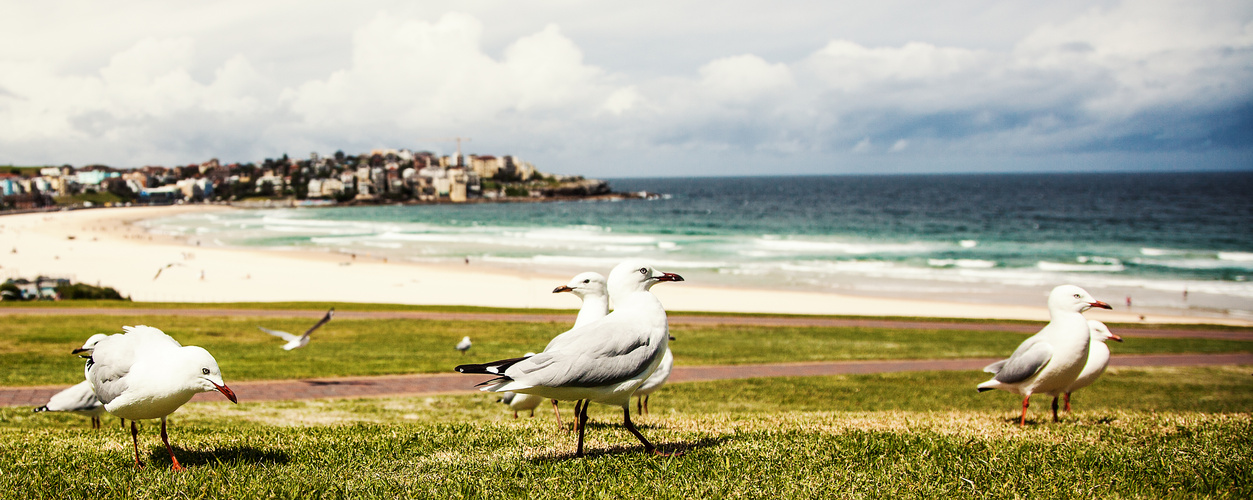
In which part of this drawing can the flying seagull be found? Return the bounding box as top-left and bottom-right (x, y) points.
(259, 308), (335, 350)
(152, 262), (184, 280)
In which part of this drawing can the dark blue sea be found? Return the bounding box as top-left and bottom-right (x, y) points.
(146, 172), (1253, 318)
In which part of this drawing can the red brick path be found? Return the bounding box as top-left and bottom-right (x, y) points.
(3, 353), (1248, 408)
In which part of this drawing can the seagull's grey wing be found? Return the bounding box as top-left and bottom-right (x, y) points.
(509, 314), (664, 388)
(45, 381), (102, 412)
(499, 392), (516, 405)
(85, 338), (134, 405)
(300, 308), (334, 340)
(259, 327), (299, 342)
(992, 342), (1054, 385)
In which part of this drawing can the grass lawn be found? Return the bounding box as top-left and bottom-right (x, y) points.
(0, 366), (1249, 498)
(0, 314), (1250, 386)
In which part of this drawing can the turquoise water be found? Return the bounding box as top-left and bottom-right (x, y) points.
(145, 173), (1253, 318)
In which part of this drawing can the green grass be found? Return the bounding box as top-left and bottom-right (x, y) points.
(4, 315), (1252, 387)
(2, 315), (1251, 386)
(1, 366), (1249, 498)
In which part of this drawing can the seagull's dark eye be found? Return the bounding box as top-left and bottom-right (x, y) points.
(639, 267), (648, 275)
(1073, 294), (1081, 299)
(583, 279), (590, 284)
(201, 368), (210, 375)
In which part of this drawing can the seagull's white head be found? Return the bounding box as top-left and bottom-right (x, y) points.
(552, 272), (608, 300)
(1048, 285), (1112, 314)
(608, 260), (684, 300)
(1087, 320), (1123, 343)
(71, 333), (111, 356)
(179, 346), (237, 403)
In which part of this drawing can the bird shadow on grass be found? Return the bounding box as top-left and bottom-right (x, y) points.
(147, 446), (290, 467)
(526, 435), (730, 463)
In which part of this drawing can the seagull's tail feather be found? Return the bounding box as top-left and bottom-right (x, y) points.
(455, 356), (529, 376)
(983, 359), (1009, 374)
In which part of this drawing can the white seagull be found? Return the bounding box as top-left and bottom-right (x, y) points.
(978, 285), (1112, 426)
(259, 308), (335, 350)
(456, 336), (472, 355)
(83, 325), (238, 470)
(635, 348), (674, 415)
(1056, 320), (1123, 413)
(34, 335), (115, 429)
(456, 260), (683, 456)
(32, 381), (108, 428)
(547, 271), (609, 431)
(498, 392), (544, 418)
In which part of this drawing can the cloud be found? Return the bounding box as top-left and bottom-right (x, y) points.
(0, 0), (1248, 175)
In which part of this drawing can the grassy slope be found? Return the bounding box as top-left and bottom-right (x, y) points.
(0, 366), (1249, 498)
(1, 315), (1250, 386)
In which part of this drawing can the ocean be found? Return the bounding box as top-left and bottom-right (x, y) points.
(143, 172), (1253, 319)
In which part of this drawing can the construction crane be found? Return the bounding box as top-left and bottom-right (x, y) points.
(421, 137), (472, 165)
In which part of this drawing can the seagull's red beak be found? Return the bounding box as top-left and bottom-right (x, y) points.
(655, 272), (684, 283)
(1109, 333), (1124, 342)
(1089, 301), (1112, 310)
(552, 285), (573, 293)
(213, 382), (238, 404)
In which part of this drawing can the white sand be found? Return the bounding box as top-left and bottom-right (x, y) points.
(1, 205), (1246, 326)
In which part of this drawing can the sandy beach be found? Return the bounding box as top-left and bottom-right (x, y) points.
(0, 205), (1246, 326)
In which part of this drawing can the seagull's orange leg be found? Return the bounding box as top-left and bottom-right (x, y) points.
(1064, 392), (1072, 413)
(551, 400), (565, 432)
(1020, 396), (1030, 427)
(160, 417), (183, 471)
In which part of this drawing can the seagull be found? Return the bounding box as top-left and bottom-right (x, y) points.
(84, 325), (238, 470)
(35, 334), (115, 429)
(635, 348), (674, 415)
(1056, 320), (1123, 413)
(456, 260), (683, 456)
(547, 272), (609, 431)
(258, 308), (335, 350)
(456, 336), (472, 355)
(152, 262), (184, 280)
(978, 285), (1112, 426)
(497, 391), (545, 418)
(32, 381), (107, 429)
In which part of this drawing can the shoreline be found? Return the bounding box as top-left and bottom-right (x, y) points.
(1, 205), (1249, 326)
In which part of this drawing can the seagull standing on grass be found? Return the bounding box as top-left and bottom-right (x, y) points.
(259, 308), (335, 350)
(978, 285), (1112, 426)
(83, 325), (238, 470)
(1057, 320), (1122, 413)
(547, 272), (609, 431)
(635, 348), (674, 415)
(32, 381), (107, 429)
(456, 260), (683, 456)
(456, 336), (472, 355)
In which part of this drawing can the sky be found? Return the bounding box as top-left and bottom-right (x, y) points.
(1, 0), (1251, 177)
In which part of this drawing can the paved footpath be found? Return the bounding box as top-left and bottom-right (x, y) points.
(3, 353), (1249, 408)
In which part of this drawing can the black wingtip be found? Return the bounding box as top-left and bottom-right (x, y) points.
(32, 406), (48, 413)
(977, 387), (994, 393)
